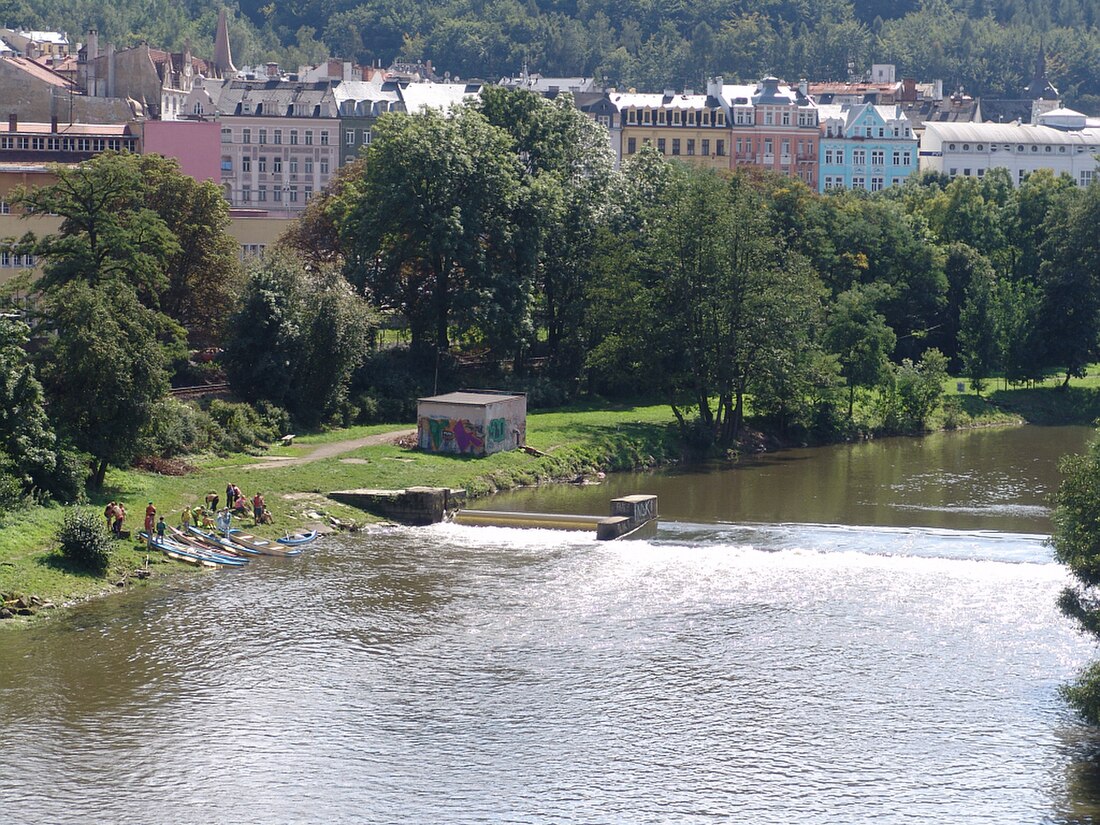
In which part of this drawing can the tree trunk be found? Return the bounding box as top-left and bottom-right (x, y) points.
(91, 457), (109, 490)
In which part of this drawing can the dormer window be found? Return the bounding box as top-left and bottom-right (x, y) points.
(657, 109), (666, 125)
(642, 109), (652, 125)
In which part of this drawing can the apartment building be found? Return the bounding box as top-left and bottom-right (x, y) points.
(818, 102), (918, 192)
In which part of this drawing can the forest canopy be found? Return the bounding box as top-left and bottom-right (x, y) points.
(7, 0), (1100, 112)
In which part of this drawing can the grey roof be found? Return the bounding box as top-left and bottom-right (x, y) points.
(419, 391), (525, 406)
(215, 78), (338, 117)
(923, 121), (1100, 145)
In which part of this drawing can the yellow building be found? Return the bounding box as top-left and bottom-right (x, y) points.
(611, 91), (731, 170)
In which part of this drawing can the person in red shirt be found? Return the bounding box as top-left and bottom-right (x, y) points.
(144, 501), (156, 536)
(252, 492), (265, 524)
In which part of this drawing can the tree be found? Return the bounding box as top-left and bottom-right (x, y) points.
(40, 282), (170, 488)
(824, 286), (897, 420)
(639, 166), (823, 447)
(478, 87), (615, 382)
(339, 108), (527, 360)
(958, 254), (999, 394)
(1051, 434), (1100, 723)
(224, 252), (373, 428)
(0, 316), (80, 501)
(136, 154), (243, 346)
(15, 153), (179, 306)
(1037, 184), (1100, 386)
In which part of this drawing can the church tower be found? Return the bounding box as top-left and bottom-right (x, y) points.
(213, 8), (236, 78)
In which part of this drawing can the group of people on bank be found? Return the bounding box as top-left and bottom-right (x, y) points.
(104, 482), (272, 543)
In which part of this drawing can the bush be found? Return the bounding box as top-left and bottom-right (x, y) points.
(254, 400), (292, 437)
(140, 398), (211, 458)
(56, 508), (112, 573)
(0, 467), (23, 511)
(205, 400), (278, 454)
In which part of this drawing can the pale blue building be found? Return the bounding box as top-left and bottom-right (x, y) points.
(818, 103), (918, 192)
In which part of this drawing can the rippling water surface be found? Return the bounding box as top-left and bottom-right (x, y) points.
(3, 425), (1100, 823)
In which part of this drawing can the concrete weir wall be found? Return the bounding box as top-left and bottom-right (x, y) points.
(328, 487), (467, 525)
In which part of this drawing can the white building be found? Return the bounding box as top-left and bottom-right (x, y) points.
(920, 109), (1100, 187)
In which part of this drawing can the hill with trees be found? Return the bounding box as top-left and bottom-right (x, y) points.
(7, 1), (1100, 111)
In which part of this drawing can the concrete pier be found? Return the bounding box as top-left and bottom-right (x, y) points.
(453, 494), (658, 541)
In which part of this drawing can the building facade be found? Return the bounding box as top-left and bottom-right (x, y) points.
(818, 103), (918, 192)
(920, 110), (1100, 187)
(612, 89), (730, 170)
(214, 78), (340, 214)
(723, 77), (820, 188)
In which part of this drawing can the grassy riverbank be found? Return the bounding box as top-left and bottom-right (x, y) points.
(2, 381), (1096, 621)
(0, 403), (682, 616)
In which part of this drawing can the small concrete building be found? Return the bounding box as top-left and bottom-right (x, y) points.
(417, 391), (526, 456)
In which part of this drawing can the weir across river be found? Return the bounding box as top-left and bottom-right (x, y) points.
(454, 494), (658, 540)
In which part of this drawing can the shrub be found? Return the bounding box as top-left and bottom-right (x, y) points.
(254, 400), (292, 437)
(140, 398), (211, 458)
(56, 508), (112, 573)
(205, 400), (278, 454)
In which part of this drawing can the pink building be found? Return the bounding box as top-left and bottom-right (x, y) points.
(719, 77), (820, 189)
(141, 119), (221, 182)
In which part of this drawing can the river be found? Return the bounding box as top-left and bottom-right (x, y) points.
(3, 425), (1100, 823)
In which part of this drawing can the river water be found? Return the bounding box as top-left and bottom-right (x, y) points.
(3, 425), (1100, 823)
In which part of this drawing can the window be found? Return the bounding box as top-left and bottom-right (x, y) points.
(627, 109), (637, 125)
(871, 150), (884, 165)
(290, 129), (298, 145)
(715, 111), (725, 126)
(274, 129), (282, 145)
(1081, 169), (1095, 187)
(221, 128), (231, 143)
(871, 177), (884, 191)
(320, 131), (330, 145)
(892, 150), (901, 165)
(949, 168), (958, 178)
(259, 129), (267, 145)
(853, 149), (865, 165)
(657, 138), (666, 154)
(737, 138), (744, 155)
(642, 109), (652, 125)
(657, 110), (666, 125)
(258, 157), (267, 173)
(716, 139), (726, 156)
(320, 158), (329, 175)
(687, 139), (695, 156)
(220, 156), (232, 172)
(781, 111), (790, 126)
(597, 114), (610, 129)
(346, 129), (355, 145)
(241, 185), (251, 202)
(364, 130), (372, 146)
(0, 201), (9, 215)
(242, 156), (251, 173)
(305, 130), (313, 145)
(687, 111), (696, 126)
(305, 158), (313, 174)
(963, 168), (971, 176)
(273, 187), (282, 202)
(289, 158), (298, 175)
(194, 102), (204, 115)
(273, 157), (282, 174)
(852, 176), (866, 189)
(903, 152), (911, 165)
(242, 128), (251, 144)
(289, 186), (298, 203)
(627, 137), (637, 154)
(764, 139), (773, 157)
(305, 186), (313, 201)
(781, 140), (789, 158)
(1, 251), (9, 267)
(701, 139), (709, 155)
(764, 111), (774, 125)
(258, 185), (267, 202)
(671, 139), (680, 156)
(671, 110), (680, 125)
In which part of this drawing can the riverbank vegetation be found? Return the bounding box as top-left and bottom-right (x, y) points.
(3, 88), (1100, 618)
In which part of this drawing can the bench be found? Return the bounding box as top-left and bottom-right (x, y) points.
(279, 434), (296, 447)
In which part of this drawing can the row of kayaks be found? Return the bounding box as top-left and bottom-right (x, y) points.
(141, 524), (320, 568)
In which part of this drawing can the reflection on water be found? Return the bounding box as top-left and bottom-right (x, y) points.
(1, 425), (1100, 823)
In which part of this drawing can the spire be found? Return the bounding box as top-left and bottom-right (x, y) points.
(213, 8), (236, 78)
(1026, 39), (1057, 100)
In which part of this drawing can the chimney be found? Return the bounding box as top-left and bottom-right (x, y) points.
(265, 62), (279, 79)
(107, 42), (115, 97)
(50, 116), (58, 133)
(707, 76), (723, 99)
(7, 114), (15, 132)
(799, 78), (808, 98)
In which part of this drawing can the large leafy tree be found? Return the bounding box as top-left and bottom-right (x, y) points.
(41, 282), (170, 488)
(635, 165), (823, 447)
(478, 87), (615, 381)
(224, 252), (373, 428)
(339, 107), (527, 360)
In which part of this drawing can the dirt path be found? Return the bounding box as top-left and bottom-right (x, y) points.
(244, 428), (417, 470)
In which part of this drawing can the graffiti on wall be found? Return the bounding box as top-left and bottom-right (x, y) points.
(486, 417), (506, 445)
(419, 417), (486, 454)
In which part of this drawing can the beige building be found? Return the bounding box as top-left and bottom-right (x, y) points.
(612, 90), (730, 170)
